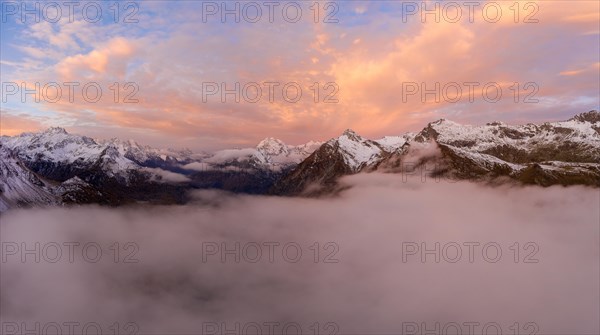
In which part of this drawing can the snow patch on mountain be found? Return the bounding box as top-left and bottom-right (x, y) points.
(257, 138), (289, 157)
(445, 145), (525, 171)
(427, 115), (600, 152)
(0, 148), (58, 210)
(328, 129), (386, 171)
(202, 138), (323, 171)
(99, 138), (197, 164)
(375, 134), (414, 152)
(1, 127), (105, 164)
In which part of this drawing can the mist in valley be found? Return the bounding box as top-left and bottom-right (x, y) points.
(1, 174), (598, 334)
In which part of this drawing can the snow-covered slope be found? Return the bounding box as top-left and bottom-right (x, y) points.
(1, 128), (137, 181)
(274, 111), (600, 195)
(0, 128), (323, 210)
(0, 147), (58, 210)
(327, 129), (387, 172)
(2, 127), (105, 165)
(374, 134), (414, 152)
(271, 129), (398, 195)
(193, 138), (322, 171)
(1, 111), (599, 208)
(369, 111), (597, 185)
(98, 138), (199, 166)
(259, 138), (323, 166)
(415, 113), (600, 163)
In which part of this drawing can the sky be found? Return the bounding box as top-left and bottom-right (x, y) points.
(0, 0), (599, 150)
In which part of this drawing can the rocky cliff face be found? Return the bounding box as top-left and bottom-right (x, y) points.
(2, 111), (599, 210)
(0, 146), (58, 211)
(0, 129), (320, 210)
(273, 111), (600, 195)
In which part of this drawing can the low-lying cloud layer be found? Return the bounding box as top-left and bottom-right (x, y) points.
(1, 174), (598, 334)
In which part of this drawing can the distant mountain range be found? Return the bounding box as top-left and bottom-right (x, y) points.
(1, 111), (599, 211)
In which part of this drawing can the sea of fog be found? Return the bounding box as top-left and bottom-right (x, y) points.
(1, 173), (599, 335)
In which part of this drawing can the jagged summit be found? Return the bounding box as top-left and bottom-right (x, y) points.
(338, 129), (370, 146)
(430, 118), (462, 127)
(258, 137), (283, 145)
(257, 137), (287, 149)
(43, 127), (68, 135)
(342, 129), (359, 137)
(570, 110), (600, 123)
(430, 118), (448, 125)
(322, 128), (386, 171)
(2, 110), (599, 210)
(256, 137), (289, 160)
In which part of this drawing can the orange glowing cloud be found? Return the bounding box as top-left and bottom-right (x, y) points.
(3, 1), (598, 150)
(0, 114), (44, 136)
(56, 37), (135, 80)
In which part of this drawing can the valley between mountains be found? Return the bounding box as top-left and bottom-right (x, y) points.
(1, 111), (599, 211)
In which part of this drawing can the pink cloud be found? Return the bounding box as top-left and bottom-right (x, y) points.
(3, 1), (598, 150)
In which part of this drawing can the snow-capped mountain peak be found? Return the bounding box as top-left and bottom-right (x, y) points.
(257, 137), (289, 157)
(420, 113), (600, 154)
(327, 129), (386, 171)
(3, 111), (599, 211)
(43, 127), (68, 135)
(341, 128), (362, 140)
(189, 137), (322, 171)
(570, 110), (600, 123)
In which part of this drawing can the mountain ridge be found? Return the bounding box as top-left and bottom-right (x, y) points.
(1, 111), (599, 210)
